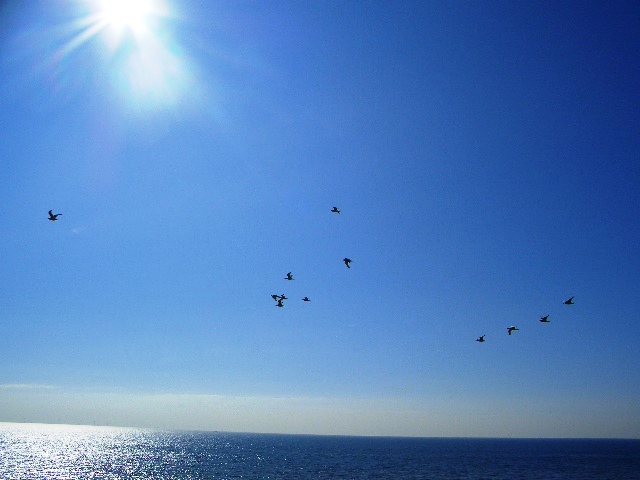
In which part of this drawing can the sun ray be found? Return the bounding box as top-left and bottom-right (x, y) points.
(53, 14), (108, 60)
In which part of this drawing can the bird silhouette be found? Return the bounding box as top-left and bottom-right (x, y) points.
(276, 298), (284, 308)
(271, 294), (281, 301)
(507, 326), (519, 335)
(48, 210), (62, 221)
(279, 294), (288, 300)
(285, 272), (293, 280)
(476, 335), (486, 343)
(302, 296), (310, 302)
(331, 207), (340, 214)
(539, 315), (550, 323)
(564, 296), (574, 305)
(343, 258), (352, 268)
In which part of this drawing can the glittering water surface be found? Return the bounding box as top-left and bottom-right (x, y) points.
(1, 423), (639, 479)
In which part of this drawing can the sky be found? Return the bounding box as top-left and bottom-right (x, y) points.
(0, 0), (639, 438)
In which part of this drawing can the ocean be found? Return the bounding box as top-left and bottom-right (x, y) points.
(1, 423), (638, 479)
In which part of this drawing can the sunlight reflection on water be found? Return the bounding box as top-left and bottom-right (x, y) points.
(1, 423), (639, 480)
(0, 423), (169, 479)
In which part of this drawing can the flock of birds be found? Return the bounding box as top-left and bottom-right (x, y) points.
(475, 296), (575, 343)
(48, 206), (574, 343)
(269, 207), (351, 309)
(49, 206), (352, 310)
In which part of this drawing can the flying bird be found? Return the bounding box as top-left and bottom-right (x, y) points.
(476, 335), (486, 343)
(539, 315), (550, 323)
(271, 294), (281, 301)
(302, 297), (310, 302)
(564, 296), (574, 305)
(331, 207), (340, 214)
(279, 294), (288, 300)
(285, 272), (293, 280)
(507, 326), (519, 335)
(48, 210), (62, 221)
(343, 258), (352, 268)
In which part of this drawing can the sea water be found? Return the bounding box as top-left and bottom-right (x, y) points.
(1, 423), (638, 479)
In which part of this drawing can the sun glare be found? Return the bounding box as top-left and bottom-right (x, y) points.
(98, 0), (153, 32)
(43, 0), (197, 112)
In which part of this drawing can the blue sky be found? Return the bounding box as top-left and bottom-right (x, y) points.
(0, 0), (639, 438)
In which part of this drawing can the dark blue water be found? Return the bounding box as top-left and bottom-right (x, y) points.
(1, 423), (639, 479)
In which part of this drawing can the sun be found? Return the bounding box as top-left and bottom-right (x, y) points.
(49, 0), (195, 111)
(97, 0), (153, 33)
